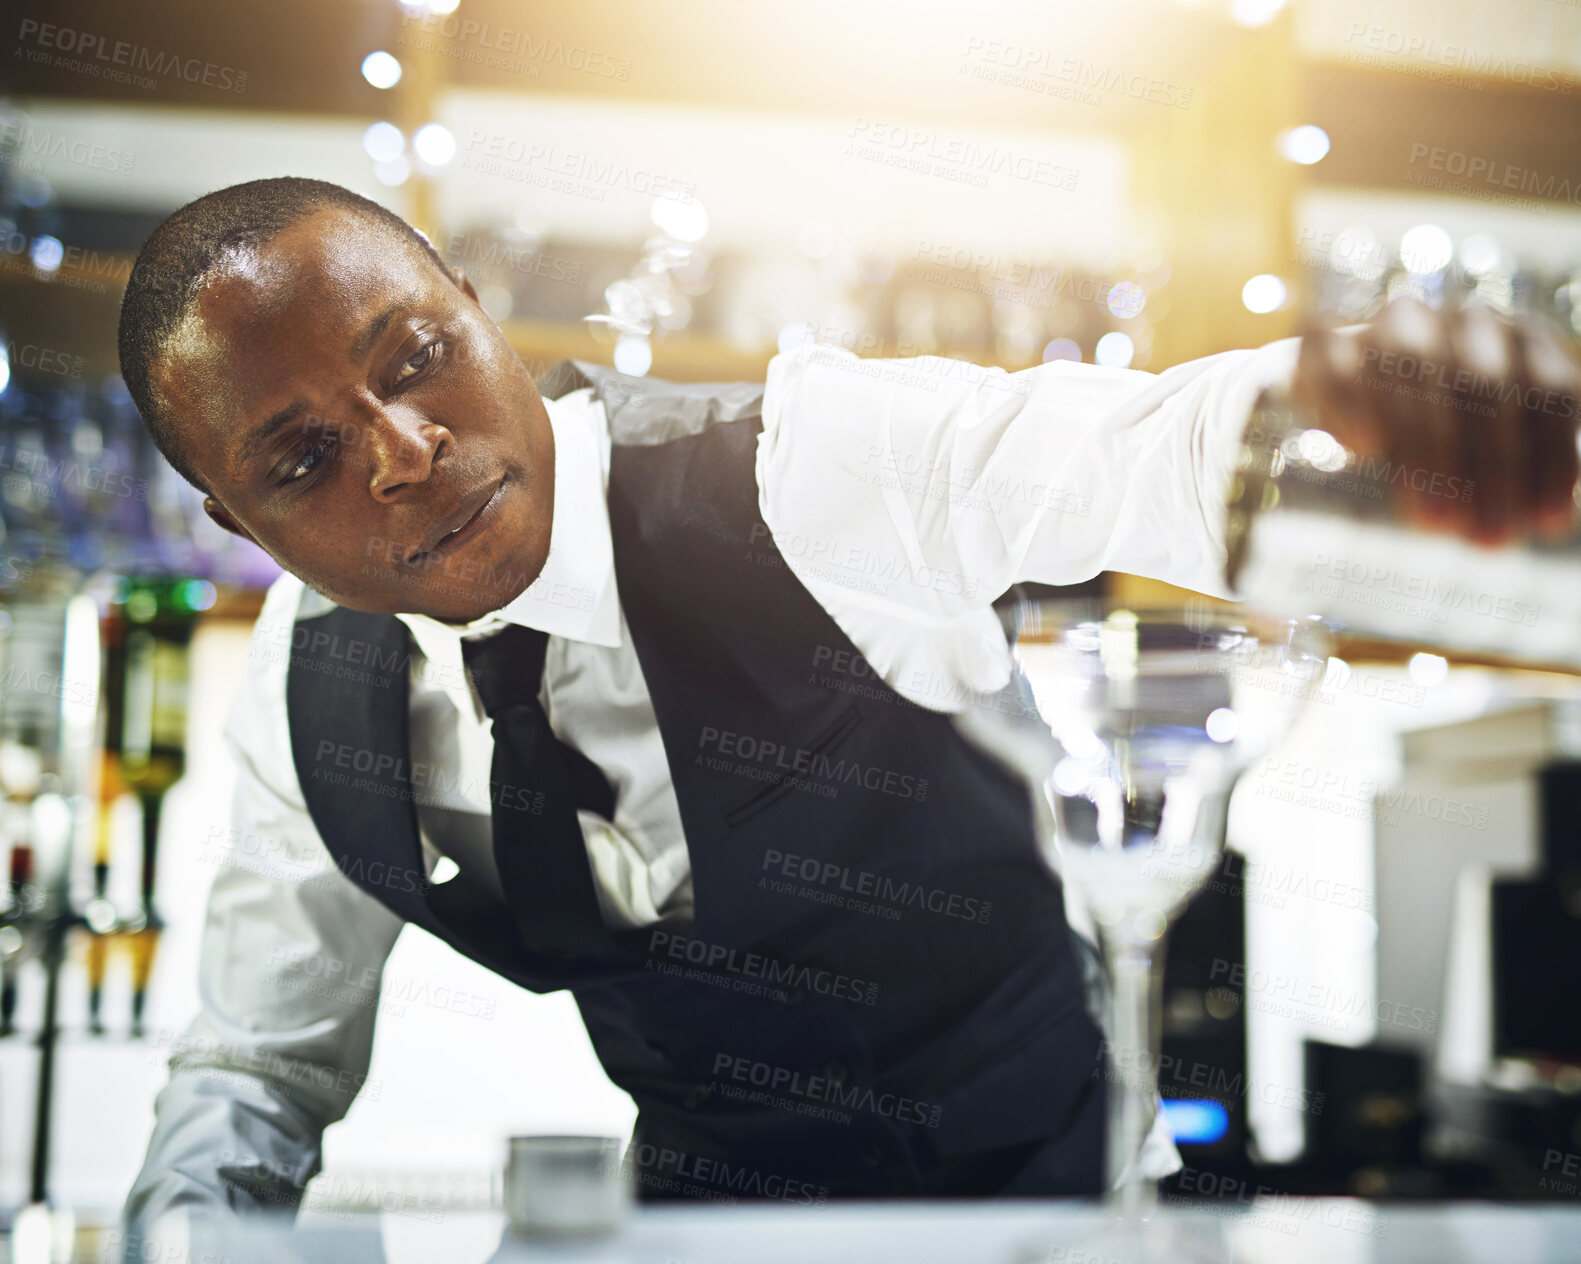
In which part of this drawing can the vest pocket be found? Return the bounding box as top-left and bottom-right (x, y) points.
(720, 702), (863, 827)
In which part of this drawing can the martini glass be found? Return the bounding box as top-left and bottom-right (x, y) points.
(955, 601), (1330, 1253)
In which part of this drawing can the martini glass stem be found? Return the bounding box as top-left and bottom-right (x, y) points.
(1105, 933), (1163, 1216)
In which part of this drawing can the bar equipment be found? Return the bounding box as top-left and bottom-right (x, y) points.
(502, 1136), (631, 1239)
(1375, 708), (1581, 1194)
(0, 833), (34, 1036)
(955, 602), (1328, 1258)
(0, 562), (100, 1209)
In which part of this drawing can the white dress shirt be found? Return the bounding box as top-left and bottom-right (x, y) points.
(127, 337), (1301, 1221)
(398, 385), (693, 929)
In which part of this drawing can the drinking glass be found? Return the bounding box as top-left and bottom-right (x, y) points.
(954, 600), (1331, 1255)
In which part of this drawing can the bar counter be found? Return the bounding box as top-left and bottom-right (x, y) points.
(14, 1199), (1581, 1264)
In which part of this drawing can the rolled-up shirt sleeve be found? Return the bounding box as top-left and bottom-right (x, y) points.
(124, 576), (404, 1226)
(755, 340), (1301, 709)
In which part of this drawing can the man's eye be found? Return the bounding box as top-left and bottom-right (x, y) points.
(281, 437), (335, 484)
(394, 341), (439, 385)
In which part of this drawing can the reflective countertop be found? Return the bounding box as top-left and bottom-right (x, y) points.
(8, 1200), (1581, 1264)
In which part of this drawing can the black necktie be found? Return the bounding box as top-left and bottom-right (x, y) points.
(461, 624), (620, 959)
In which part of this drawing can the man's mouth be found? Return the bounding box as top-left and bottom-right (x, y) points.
(408, 475), (507, 563)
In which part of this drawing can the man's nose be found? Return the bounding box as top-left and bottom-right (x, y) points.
(365, 403), (453, 502)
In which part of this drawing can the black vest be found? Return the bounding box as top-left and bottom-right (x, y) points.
(286, 362), (1103, 1197)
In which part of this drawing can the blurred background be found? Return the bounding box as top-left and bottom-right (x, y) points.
(3, 0), (1581, 1221)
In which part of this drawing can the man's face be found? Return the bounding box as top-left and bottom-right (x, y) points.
(153, 205), (554, 621)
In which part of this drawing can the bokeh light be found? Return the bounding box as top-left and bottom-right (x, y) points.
(614, 335), (653, 376)
(413, 123), (457, 167)
(1241, 274), (1287, 314)
(362, 121), (404, 163)
(360, 51), (402, 89)
(1400, 224), (1454, 275)
(1278, 125), (1330, 165)
(1094, 331), (1134, 368)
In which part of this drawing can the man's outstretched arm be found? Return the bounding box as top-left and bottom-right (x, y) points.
(755, 299), (1579, 709)
(126, 576), (405, 1225)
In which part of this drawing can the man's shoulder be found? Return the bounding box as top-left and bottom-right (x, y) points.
(544, 359), (763, 448)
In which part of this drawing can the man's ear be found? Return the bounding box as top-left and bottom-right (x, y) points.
(451, 264), (479, 305)
(203, 496), (259, 545)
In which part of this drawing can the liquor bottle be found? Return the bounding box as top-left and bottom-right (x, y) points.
(84, 600), (127, 1035)
(1224, 386), (1581, 670)
(0, 842), (31, 1035)
(107, 576), (202, 1035)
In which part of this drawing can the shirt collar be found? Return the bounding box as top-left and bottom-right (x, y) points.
(398, 385), (622, 666)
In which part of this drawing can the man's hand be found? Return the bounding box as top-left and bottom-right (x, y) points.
(1288, 297), (1581, 546)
